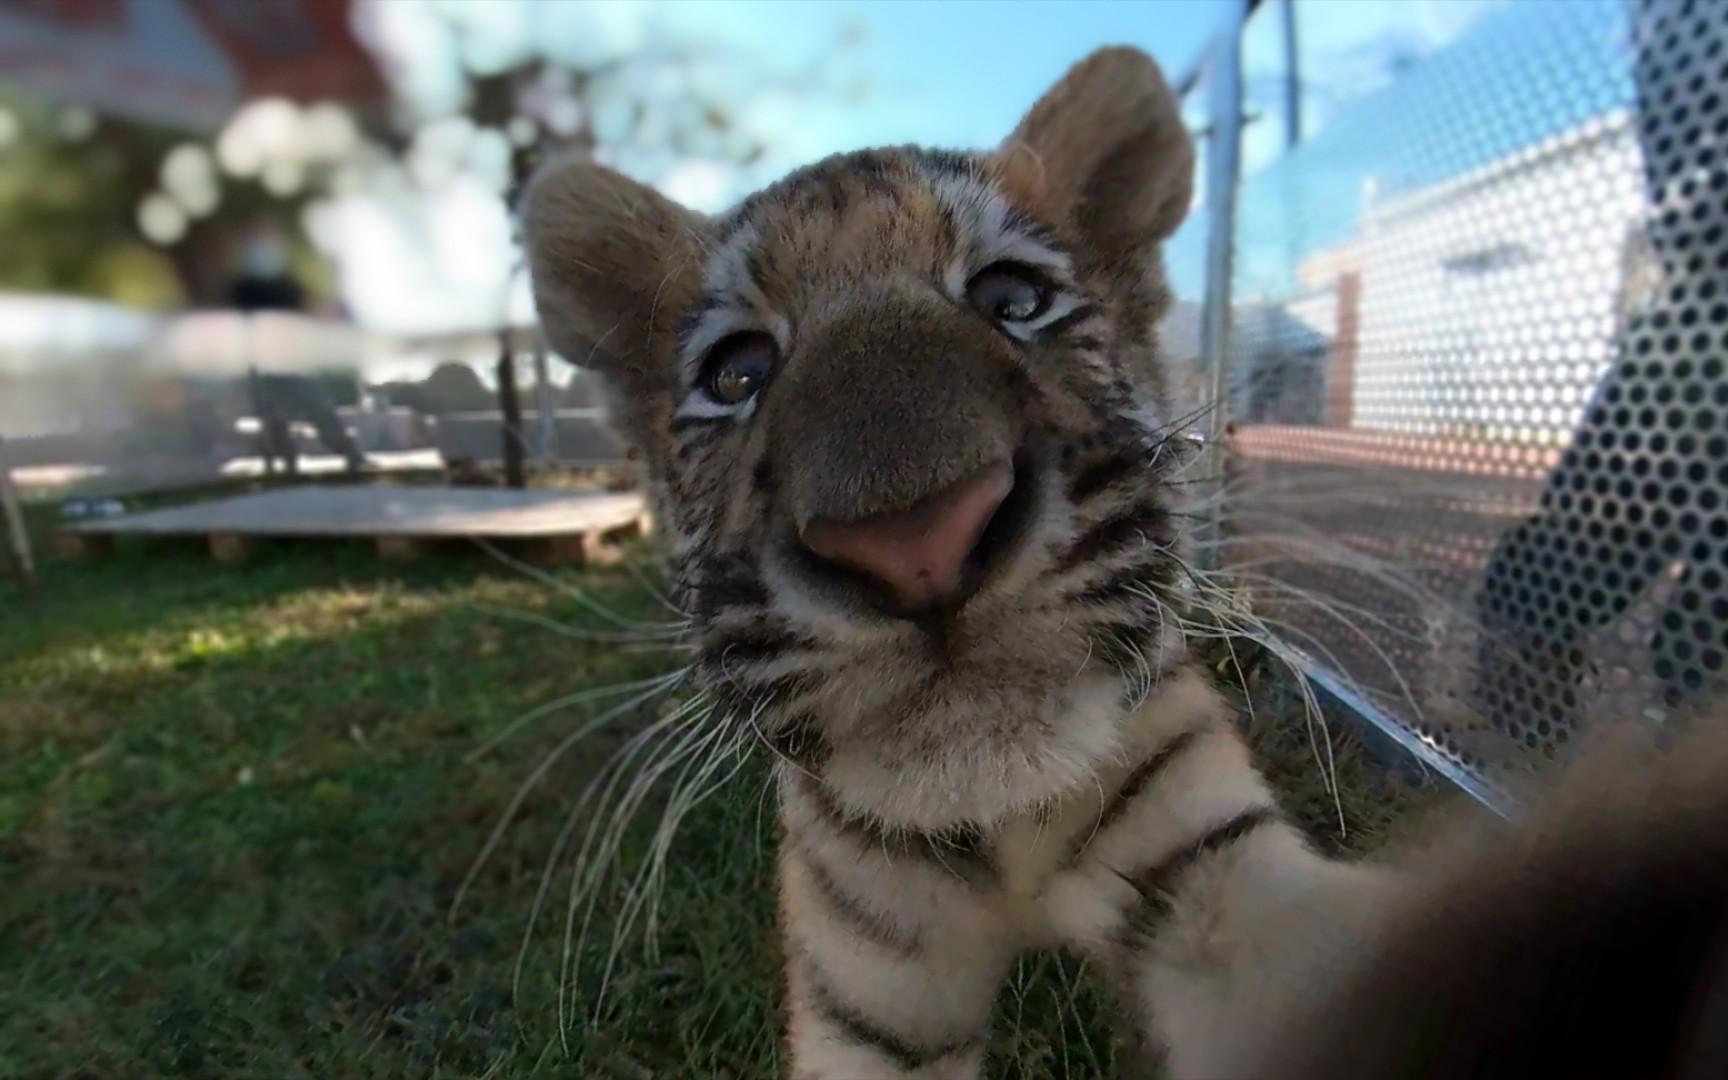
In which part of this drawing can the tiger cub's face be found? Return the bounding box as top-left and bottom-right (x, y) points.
(524, 49), (1197, 828)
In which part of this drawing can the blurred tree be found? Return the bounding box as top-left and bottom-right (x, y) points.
(0, 87), (329, 310)
(372, 4), (866, 483)
(0, 5), (865, 323)
(397, 2), (868, 281)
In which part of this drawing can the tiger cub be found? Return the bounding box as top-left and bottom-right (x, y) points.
(524, 47), (1384, 1078)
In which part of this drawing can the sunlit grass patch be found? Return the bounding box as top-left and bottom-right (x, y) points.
(1, 541), (1441, 1077)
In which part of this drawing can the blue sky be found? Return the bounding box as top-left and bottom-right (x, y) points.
(373, 0), (1234, 181)
(341, 0), (1238, 332)
(1220, 0), (1630, 302)
(334, 0), (1520, 334)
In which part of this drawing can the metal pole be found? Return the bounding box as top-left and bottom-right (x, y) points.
(1278, 0), (1306, 313)
(1197, 0), (1250, 566)
(0, 436), (35, 580)
(243, 312), (275, 477)
(1281, 0), (1302, 148)
(533, 344), (555, 471)
(497, 331), (528, 490)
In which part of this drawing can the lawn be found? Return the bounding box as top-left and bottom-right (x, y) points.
(0, 529), (1442, 1079)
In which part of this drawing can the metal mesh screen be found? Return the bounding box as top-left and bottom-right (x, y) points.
(1211, 0), (1728, 792)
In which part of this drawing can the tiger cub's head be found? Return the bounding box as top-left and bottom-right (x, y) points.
(523, 48), (1197, 828)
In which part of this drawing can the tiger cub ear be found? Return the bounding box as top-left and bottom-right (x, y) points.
(996, 47), (1195, 259)
(519, 154), (709, 401)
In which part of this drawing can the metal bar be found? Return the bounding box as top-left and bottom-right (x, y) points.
(1281, 0), (1302, 146)
(1298, 660), (1517, 821)
(1196, 0), (1250, 564)
(0, 436), (35, 580)
(1176, 57), (1206, 99)
(1175, 0), (1267, 98)
(496, 336), (528, 490)
(533, 344), (555, 470)
(242, 314), (276, 478)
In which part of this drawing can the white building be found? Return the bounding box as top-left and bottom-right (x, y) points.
(1290, 109), (1646, 446)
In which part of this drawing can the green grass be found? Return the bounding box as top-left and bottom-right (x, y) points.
(0, 535), (1443, 1079)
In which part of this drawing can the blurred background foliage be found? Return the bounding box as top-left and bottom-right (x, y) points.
(0, 0), (870, 332)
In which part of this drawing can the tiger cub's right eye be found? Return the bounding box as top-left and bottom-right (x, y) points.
(702, 332), (777, 406)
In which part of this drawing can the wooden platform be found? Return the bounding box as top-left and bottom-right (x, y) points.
(14, 450), (448, 503)
(54, 485), (651, 566)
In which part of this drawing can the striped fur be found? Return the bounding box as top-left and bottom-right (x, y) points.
(523, 46), (1373, 1078)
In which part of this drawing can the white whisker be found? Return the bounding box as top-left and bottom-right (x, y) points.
(473, 536), (683, 633)
(466, 670), (689, 764)
(468, 600), (691, 647)
(451, 673), (687, 923)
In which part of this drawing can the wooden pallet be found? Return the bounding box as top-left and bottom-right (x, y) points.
(54, 484), (652, 567)
(14, 450), (450, 503)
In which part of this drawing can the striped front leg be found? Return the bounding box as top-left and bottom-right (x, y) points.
(777, 772), (1019, 1080)
(1040, 716), (1388, 1078)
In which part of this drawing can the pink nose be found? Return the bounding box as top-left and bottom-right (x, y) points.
(799, 462), (1015, 614)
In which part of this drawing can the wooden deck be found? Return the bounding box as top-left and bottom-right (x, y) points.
(55, 485), (651, 566)
(13, 450), (447, 503)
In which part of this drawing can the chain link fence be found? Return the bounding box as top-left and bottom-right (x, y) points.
(1170, 0), (1728, 803)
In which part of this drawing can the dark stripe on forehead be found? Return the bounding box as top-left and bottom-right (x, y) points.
(791, 159), (885, 212)
(1002, 205), (1060, 246)
(848, 149), (906, 200)
(911, 149), (1071, 267)
(774, 165), (853, 221)
(817, 169), (849, 217)
(743, 246), (770, 294)
(912, 147), (981, 180)
(717, 150), (912, 245)
(676, 292), (730, 351)
(714, 206), (752, 247)
(913, 147), (983, 239)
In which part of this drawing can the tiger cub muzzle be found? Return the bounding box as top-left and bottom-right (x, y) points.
(760, 292), (1048, 623)
(794, 447), (1041, 619)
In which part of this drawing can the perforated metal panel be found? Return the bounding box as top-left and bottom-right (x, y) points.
(1197, 0), (1728, 789)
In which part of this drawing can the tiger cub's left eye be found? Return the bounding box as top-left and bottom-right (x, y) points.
(965, 262), (1052, 324)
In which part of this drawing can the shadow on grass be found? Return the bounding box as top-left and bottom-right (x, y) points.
(2, 542), (1447, 1079)
(1, 543), (796, 1079)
